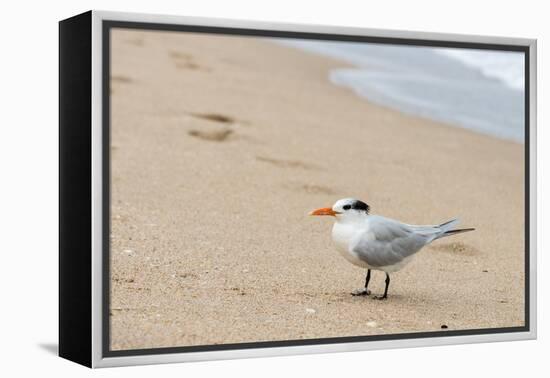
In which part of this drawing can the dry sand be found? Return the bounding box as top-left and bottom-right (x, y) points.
(109, 29), (525, 351)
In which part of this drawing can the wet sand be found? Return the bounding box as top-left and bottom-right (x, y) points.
(109, 29), (525, 350)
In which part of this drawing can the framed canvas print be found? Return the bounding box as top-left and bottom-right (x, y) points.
(59, 10), (537, 368)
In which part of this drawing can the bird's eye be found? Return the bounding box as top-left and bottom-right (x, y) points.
(343, 205), (351, 210)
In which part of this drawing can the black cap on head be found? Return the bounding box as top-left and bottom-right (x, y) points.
(352, 200), (370, 213)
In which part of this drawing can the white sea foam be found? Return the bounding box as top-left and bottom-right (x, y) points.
(435, 48), (524, 91)
(276, 39), (525, 142)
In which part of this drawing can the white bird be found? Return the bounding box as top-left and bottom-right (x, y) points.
(310, 198), (474, 299)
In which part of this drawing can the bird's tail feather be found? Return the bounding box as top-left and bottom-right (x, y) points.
(439, 218), (460, 232)
(436, 219), (475, 240)
(442, 228), (476, 237)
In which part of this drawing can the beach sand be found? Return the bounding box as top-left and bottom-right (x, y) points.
(109, 29), (525, 350)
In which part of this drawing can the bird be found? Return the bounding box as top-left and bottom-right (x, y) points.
(309, 198), (474, 299)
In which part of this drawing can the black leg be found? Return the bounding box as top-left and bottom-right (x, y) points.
(373, 273), (390, 300)
(383, 273), (390, 298)
(351, 269), (371, 296)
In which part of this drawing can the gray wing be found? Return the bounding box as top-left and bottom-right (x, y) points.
(350, 216), (434, 268)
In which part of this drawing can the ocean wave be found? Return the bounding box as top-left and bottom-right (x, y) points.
(435, 48), (524, 91)
(276, 39), (525, 142)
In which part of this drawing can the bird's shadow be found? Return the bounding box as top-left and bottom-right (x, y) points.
(321, 291), (405, 303)
(327, 290), (433, 306)
(37, 343), (58, 355)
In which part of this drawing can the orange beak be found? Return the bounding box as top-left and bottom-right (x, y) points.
(309, 207), (339, 216)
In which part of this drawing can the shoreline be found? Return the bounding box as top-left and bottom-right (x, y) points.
(109, 29), (525, 351)
(277, 39), (525, 143)
(328, 71), (526, 144)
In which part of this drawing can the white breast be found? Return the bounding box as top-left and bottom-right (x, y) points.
(331, 215), (422, 273)
(331, 222), (371, 268)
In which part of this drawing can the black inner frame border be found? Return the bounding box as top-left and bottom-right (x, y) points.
(102, 20), (531, 358)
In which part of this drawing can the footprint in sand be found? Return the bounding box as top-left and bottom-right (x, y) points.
(189, 112), (236, 124)
(187, 112), (251, 142)
(170, 51), (209, 71)
(256, 156), (320, 171)
(430, 241), (479, 256)
(110, 75), (134, 95)
(111, 75), (133, 84)
(188, 128), (233, 142)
